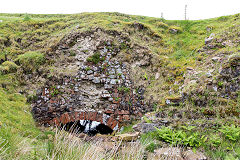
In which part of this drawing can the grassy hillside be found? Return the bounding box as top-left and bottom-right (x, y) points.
(0, 12), (239, 159)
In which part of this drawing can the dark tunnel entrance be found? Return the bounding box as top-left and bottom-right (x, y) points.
(61, 120), (113, 136)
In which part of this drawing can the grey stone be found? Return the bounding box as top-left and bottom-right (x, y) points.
(169, 28), (178, 34)
(88, 75), (94, 80)
(115, 65), (120, 69)
(115, 61), (119, 65)
(106, 78), (111, 83)
(205, 37), (213, 44)
(100, 78), (106, 83)
(102, 94), (111, 98)
(80, 74), (85, 79)
(92, 77), (100, 84)
(100, 74), (106, 78)
(133, 123), (161, 133)
(87, 70), (93, 75)
(109, 69), (115, 75)
(121, 74), (125, 79)
(102, 90), (110, 94)
(116, 68), (122, 74)
(205, 33), (215, 44)
(93, 66), (98, 71)
(109, 75), (116, 79)
(206, 72), (212, 78)
(160, 120), (169, 124)
(110, 79), (116, 85)
(155, 72), (160, 80)
(103, 47), (108, 53)
(212, 56), (220, 62)
(108, 97), (113, 101)
(183, 150), (207, 160)
(76, 62), (81, 66)
(104, 84), (112, 89)
(213, 86), (218, 92)
(154, 148), (183, 160)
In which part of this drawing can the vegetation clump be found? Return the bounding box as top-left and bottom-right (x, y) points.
(0, 61), (18, 74)
(86, 52), (104, 64)
(15, 51), (45, 72)
(156, 22), (169, 29)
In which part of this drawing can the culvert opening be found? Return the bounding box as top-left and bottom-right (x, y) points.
(61, 120), (113, 136)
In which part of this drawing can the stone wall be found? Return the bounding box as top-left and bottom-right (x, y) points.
(32, 28), (150, 131)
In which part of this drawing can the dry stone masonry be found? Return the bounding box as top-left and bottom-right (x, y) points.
(32, 29), (149, 134)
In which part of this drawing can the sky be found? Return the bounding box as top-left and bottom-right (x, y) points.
(0, 0), (240, 20)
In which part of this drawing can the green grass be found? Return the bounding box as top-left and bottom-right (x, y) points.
(15, 51), (45, 73)
(0, 88), (52, 159)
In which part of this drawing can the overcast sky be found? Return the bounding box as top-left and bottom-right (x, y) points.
(1, 0), (240, 20)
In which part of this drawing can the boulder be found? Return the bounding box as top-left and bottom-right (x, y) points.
(154, 147), (183, 160)
(183, 150), (207, 160)
(205, 33), (215, 44)
(116, 132), (140, 141)
(132, 123), (161, 133)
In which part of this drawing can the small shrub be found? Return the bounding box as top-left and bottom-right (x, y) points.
(0, 66), (9, 74)
(23, 14), (31, 21)
(145, 142), (157, 152)
(85, 66), (91, 71)
(15, 51), (45, 73)
(218, 81), (224, 87)
(1, 61), (18, 73)
(143, 116), (152, 123)
(208, 135), (221, 147)
(0, 61), (18, 74)
(86, 52), (104, 64)
(219, 125), (240, 142)
(155, 126), (206, 148)
(143, 72), (148, 80)
(69, 50), (76, 56)
(118, 86), (130, 93)
(156, 22), (169, 29)
(50, 86), (61, 97)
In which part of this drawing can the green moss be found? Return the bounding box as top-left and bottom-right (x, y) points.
(156, 22), (169, 29)
(15, 51), (45, 72)
(1, 61), (18, 73)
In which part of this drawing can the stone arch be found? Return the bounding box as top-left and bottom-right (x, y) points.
(47, 111), (120, 131)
